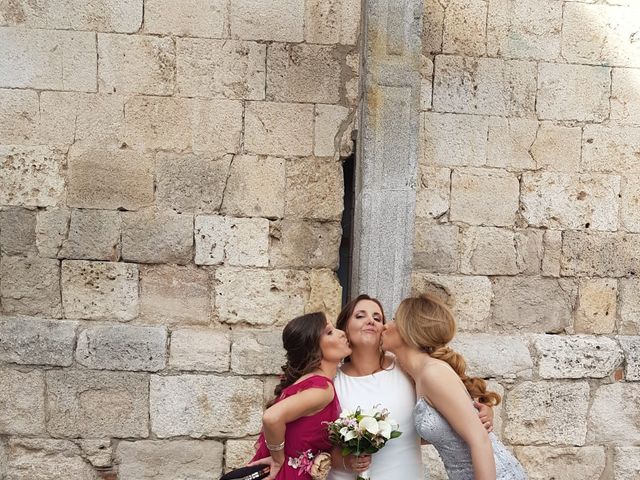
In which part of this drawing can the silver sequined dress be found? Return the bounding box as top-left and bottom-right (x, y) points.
(414, 398), (527, 480)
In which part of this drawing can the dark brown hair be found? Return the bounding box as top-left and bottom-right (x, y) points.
(336, 294), (386, 366)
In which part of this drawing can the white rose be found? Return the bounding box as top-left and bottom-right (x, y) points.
(359, 416), (380, 435)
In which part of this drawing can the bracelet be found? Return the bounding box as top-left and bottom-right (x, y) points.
(266, 440), (285, 451)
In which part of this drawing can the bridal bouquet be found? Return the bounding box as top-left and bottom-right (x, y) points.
(326, 405), (401, 480)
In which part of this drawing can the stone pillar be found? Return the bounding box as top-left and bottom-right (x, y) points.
(351, 0), (423, 316)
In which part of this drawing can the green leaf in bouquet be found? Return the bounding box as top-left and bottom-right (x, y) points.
(390, 431), (402, 439)
(341, 447), (351, 456)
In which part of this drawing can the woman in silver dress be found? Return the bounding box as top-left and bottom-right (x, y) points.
(381, 293), (527, 480)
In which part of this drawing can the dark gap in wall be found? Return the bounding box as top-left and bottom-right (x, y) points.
(338, 144), (356, 307)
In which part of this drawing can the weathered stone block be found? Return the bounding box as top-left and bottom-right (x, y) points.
(76, 325), (167, 372)
(521, 173), (620, 231)
(77, 439), (112, 468)
(612, 67), (640, 124)
(0, 207), (36, 255)
(614, 447), (640, 479)
(530, 123), (581, 172)
(35, 208), (69, 258)
(269, 220), (341, 269)
(0, 368), (45, 435)
(230, 0), (304, 42)
(487, 0), (562, 61)
(214, 267), (309, 326)
(285, 158), (343, 221)
(541, 230), (562, 277)
(169, 329), (230, 372)
(423, 0), (445, 54)
(450, 168), (519, 226)
(433, 56), (536, 116)
(513, 446), (606, 480)
(140, 264), (210, 326)
(0, 88), (38, 144)
(576, 279), (617, 334)
(244, 102), (314, 156)
(486, 117), (537, 170)
(306, 269), (342, 321)
(221, 155), (285, 218)
(60, 209), (121, 261)
(1, 256), (61, 317)
(515, 228), (545, 275)
(231, 330), (285, 375)
(195, 215), (269, 266)
(415, 166), (450, 220)
(561, 231), (640, 277)
(460, 227), (518, 275)
(451, 334), (533, 379)
(225, 440), (257, 471)
(67, 146), (154, 211)
(267, 44), (341, 103)
(621, 175), (640, 233)
(422, 113), (487, 168)
(5, 438), (99, 480)
(421, 57), (434, 111)
(0, 27), (96, 91)
(620, 278), (640, 334)
(62, 260), (138, 321)
(0, 317), (76, 366)
(411, 273), (492, 332)
(116, 440), (222, 480)
(413, 223), (459, 273)
(588, 383), (640, 444)
(144, 0), (225, 37)
(177, 39), (265, 100)
(442, 0), (487, 56)
(582, 125), (640, 173)
(315, 105), (351, 157)
(491, 277), (576, 333)
(0, 145), (66, 207)
(505, 381), (589, 445)
(304, 0), (360, 45)
(618, 336), (640, 380)
(150, 375), (263, 437)
(537, 63), (610, 121)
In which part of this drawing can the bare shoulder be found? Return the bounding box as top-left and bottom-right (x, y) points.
(420, 359), (459, 387)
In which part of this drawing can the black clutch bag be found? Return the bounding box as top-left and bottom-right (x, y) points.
(220, 464), (270, 480)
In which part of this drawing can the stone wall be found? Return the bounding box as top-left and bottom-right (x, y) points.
(0, 0), (358, 477)
(415, 0), (640, 478)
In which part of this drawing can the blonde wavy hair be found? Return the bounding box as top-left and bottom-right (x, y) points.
(395, 294), (501, 406)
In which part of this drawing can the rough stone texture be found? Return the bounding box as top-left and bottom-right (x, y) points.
(169, 329), (230, 372)
(231, 330), (285, 375)
(195, 215), (269, 267)
(177, 39), (265, 100)
(144, 0), (225, 37)
(433, 56), (536, 116)
(221, 156), (286, 218)
(61, 260), (139, 321)
(490, 277), (576, 333)
(415, 166), (450, 220)
(306, 269), (342, 321)
(214, 267), (309, 326)
(0, 368), (45, 435)
(422, 0), (445, 54)
(76, 325), (167, 372)
(139, 264), (210, 326)
(413, 223), (459, 273)
(588, 383), (640, 444)
(561, 231), (640, 277)
(614, 447), (640, 479)
(618, 336), (640, 380)
(67, 146), (154, 211)
(450, 168), (520, 226)
(0, 0), (142, 32)
(534, 335), (622, 379)
(537, 63), (610, 121)
(612, 67), (640, 124)
(411, 273), (492, 332)
(0, 88), (39, 144)
(225, 439), (257, 471)
(521, 173), (620, 231)
(621, 175), (640, 233)
(47, 369), (149, 438)
(515, 229), (545, 275)
(304, 0), (360, 45)
(505, 381), (589, 446)
(0, 317), (77, 366)
(620, 278), (640, 334)
(315, 105), (350, 157)
(486, 117), (537, 170)
(267, 44), (342, 103)
(487, 0), (562, 61)
(460, 227), (518, 275)
(0, 27), (96, 91)
(513, 446), (606, 480)
(442, 0), (487, 56)
(116, 440), (223, 480)
(285, 158), (343, 221)
(530, 123), (582, 172)
(0, 256), (62, 317)
(244, 102), (314, 156)
(562, 3), (640, 68)
(422, 113), (488, 167)
(541, 230), (562, 277)
(60, 209), (121, 261)
(98, 33), (174, 95)
(5, 438), (98, 480)
(150, 375), (263, 438)
(269, 220), (341, 269)
(451, 334), (533, 379)
(77, 439), (112, 468)
(0, 207), (36, 255)
(0, 145), (66, 207)
(575, 278), (617, 334)
(121, 210), (193, 265)
(582, 125), (640, 173)
(229, 0), (304, 42)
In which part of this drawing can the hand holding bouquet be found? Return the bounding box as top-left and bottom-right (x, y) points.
(326, 405), (401, 480)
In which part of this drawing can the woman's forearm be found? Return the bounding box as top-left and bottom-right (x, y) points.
(470, 437), (496, 480)
(263, 410), (286, 465)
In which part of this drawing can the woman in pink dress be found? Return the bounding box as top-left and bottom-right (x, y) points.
(250, 311), (352, 480)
